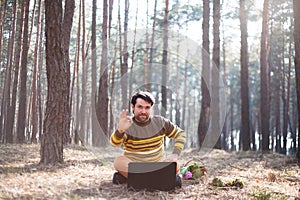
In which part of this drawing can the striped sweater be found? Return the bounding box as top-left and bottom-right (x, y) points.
(110, 115), (186, 162)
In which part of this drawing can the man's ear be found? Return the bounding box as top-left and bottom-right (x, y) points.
(131, 104), (134, 113)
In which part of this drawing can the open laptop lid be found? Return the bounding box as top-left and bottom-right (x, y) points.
(127, 162), (177, 191)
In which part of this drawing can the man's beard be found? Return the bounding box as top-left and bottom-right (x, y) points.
(135, 113), (149, 122)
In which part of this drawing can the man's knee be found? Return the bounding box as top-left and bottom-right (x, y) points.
(114, 156), (131, 170)
(114, 156), (132, 178)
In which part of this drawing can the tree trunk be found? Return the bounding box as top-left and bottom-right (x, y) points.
(62, 0), (75, 144)
(293, 0), (300, 163)
(182, 62), (187, 130)
(260, 0), (270, 152)
(147, 0), (158, 90)
(30, 0), (42, 143)
(281, 32), (292, 154)
(108, 0), (114, 37)
(79, 0), (87, 145)
(0, 1), (7, 79)
(0, 1), (6, 141)
(161, 0), (168, 118)
(251, 111), (257, 150)
(286, 36), (292, 151)
(2, 0), (17, 143)
(128, 1), (138, 112)
(175, 46), (181, 127)
(198, 0), (210, 148)
(230, 88), (235, 151)
(97, 0), (109, 146)
(40, 0), (74, 164)
(16, 0), (30, 143)
(121, 0), (129, 109)
(109, 59), (116, 134)
(27, 0), (36, 46)
(275, 77), (281, 152)
(91, 0), (99, 146)
(212, 0), (221, 149)
(71, 0), (81, 145)
(7, 0), (23, 143)
(240, 0), (250, 151)
(108, 1), (117, 134)
(37, 11), (44, 142)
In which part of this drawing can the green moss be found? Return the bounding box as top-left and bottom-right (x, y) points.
(225, 178), (244, 188)
(211, 177), (224, 187)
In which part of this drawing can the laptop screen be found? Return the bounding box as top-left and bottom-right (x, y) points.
(127, 162), (177, 191)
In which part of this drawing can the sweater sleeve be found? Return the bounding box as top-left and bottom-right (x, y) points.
(110, 130), (126, 146)
(164, 119), (186, 155)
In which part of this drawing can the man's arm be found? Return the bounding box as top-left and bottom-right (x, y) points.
(170, 127), (186, 155)
(110, 129), (126, 146)
(110, 109), (133, 146)
(164, 119), (186, 155)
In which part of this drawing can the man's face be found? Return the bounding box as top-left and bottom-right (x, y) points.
(132, 98), (152, 123)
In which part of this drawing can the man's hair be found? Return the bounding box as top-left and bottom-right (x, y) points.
(131, 91), (155, 106)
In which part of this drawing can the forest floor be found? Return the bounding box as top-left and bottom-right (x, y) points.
(0, 144), (299, 200)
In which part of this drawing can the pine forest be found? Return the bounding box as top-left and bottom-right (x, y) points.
(0, 0), (300, 199)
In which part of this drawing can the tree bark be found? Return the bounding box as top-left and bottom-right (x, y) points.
(161, 0), (169, 118)
(91, 0), (99, 146)
(71, 0), (81, 145)
(240, 0), (250, 151)
(108, 0), (117, 134)
(198, 0), (210, 148)
(0, 1), (7, 142)
(108, 0), (114, 37)
(97, 0), (109, 146)
(7, 0), (23, 143)
(79, 0), (87, 145)
(260, 0), (270, 152)
(0, 1), (7, 78)
(30, 0), (42, 143)
(212, 0), (221, 149)
(2, 0), (17, 143)
(121, 0), (129, 109)
(62, 0), (75, 144)
(293, 0), (300, 163)
(147, 0), (158, 91)
(230, 88), (235, 151)
(37, 10), (44, 143)
(16, 0), (30, 143)
(41, 0), (74, 164)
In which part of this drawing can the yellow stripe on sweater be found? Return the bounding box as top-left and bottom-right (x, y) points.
(125, 139), (163, 150)
(126, 134), (165, 145)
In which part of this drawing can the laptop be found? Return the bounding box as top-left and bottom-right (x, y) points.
(127, 162), (177, 191)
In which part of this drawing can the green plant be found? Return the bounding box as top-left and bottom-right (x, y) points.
(180, 162), (206, 180)
(251, 188), (271, 200)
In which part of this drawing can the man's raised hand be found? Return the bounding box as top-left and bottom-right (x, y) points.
(117, 109), (133, 133)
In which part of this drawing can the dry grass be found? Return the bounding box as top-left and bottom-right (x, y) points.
(0, 144), (299, 199)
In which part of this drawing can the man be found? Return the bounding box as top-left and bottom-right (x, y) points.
(110, 91), (186, 186)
